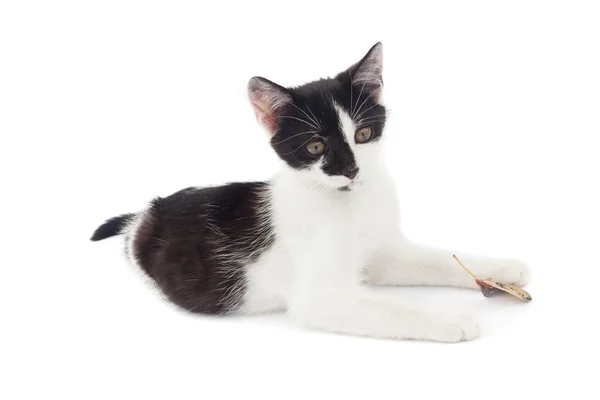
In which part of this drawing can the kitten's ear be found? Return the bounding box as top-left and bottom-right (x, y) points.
(346, 42), (384, 89)
(248, 77), (291, 135)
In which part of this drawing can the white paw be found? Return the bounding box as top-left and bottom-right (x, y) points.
(487, 259), (532, 287)
(426, 314), (480, 343)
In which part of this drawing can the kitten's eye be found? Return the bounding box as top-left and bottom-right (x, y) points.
(306, 140), (326, 156)
(355, 127), (373, 144)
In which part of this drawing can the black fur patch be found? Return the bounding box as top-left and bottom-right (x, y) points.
(267, 44), (386, 177)
(90, 213), (134, 241)
(93, 183), (274, 314)
(268, 79), (385, 176)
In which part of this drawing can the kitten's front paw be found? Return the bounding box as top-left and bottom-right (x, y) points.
(426, 314), (480, 343)
(488, 260), (532, 287)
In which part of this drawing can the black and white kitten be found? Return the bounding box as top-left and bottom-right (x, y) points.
(92, 43), (531, 342)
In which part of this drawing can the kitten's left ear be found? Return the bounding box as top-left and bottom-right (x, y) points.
(248, 77), (292, 136)
(345, 42), (384, 90)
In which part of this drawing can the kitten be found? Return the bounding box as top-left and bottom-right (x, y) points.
(91, 43), (531, 342)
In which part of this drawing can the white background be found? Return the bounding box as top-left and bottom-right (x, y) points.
(1, 1), (599, 399)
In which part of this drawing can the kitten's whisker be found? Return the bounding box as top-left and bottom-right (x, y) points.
(360, 116), (387, 122)
(310, 181), (326, 193)
(353, 90), (378, 119)
(279, 115), (319, 130)
(358, 114), (387, 124)
(360, 114), (386, 120)
(358, 120), (385, 127)
(280, 135), (319, 155)
(271, 130), (318, 145)
(355, 102), (380, 121)
(359, 119), (386, 126)
(305, 105), (321, 129)
(286, 101), (321, 129)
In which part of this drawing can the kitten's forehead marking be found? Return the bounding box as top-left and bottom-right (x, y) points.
(334, 102), (356, 146)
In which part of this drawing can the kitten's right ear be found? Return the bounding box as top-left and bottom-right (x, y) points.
(248, 77), (291, 135)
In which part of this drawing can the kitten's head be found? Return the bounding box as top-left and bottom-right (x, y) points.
(248, 43), (386, 191)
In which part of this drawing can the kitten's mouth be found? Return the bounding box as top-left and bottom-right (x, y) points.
(338, 180), (362, 192)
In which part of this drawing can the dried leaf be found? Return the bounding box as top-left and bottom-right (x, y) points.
(453, 254), (532, 301)
(474, 279), (497, 297)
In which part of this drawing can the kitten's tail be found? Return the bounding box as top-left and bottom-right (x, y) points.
(90, 213), (135, 241)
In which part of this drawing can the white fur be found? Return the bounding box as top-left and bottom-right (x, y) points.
(240, 104), (531, 342)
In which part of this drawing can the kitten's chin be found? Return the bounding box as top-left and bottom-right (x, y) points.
(283, 165), (363, 192)
(318, 175), (363, 192)
(338, 180), (363, 192)
(319, 175), (355, 191)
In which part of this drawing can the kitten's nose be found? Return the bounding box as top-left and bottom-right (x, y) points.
(342, 166), (359, 180)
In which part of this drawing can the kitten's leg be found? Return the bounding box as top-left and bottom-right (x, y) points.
(368, 238), (531, 289)
(287, 257), (480, 342)
(289, 285), (479, 342)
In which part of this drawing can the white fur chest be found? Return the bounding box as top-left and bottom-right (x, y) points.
(240, 168), (400, 314)
(271, 170), (400, 273)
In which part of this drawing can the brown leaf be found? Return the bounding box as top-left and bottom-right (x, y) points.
(453, 254), (532, 301)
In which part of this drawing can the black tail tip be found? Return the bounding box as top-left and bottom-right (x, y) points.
(90, 213), (135, 241)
